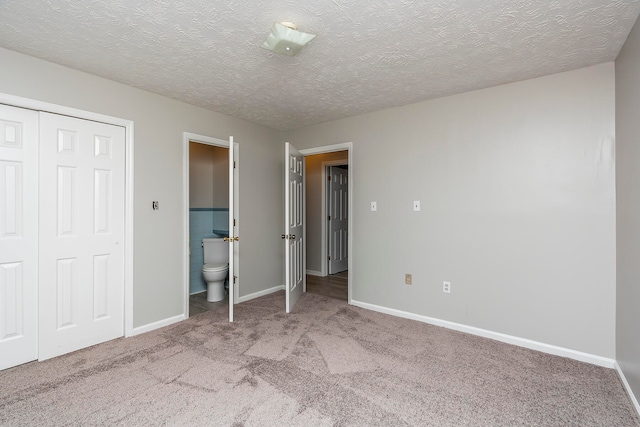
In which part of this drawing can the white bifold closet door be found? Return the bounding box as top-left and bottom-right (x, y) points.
(38, 112), (125, 361)
(1, 107), (125, 368)
(0, 105), (39, 370)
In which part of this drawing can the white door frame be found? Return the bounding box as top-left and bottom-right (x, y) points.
(321, 159), (349, 277)
(182, 133), (239, 318)
(0, 92), (136, 337)
(300, 142), (353, 304)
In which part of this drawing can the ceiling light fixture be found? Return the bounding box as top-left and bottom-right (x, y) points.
(261, 22), (316, 57)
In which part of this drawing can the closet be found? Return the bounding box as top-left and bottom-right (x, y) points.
(0, 104), (125, 369)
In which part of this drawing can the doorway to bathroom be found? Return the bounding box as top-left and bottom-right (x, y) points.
(183, 134), (239, 321)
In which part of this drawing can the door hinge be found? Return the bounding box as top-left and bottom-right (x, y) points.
(328, 175), (331, 181)
(328, 215), (331, 221)
(233, 275), (237, 284)
(328, 255), (331, 261)
(233, 161), (236, 169)
(233, 218), (236, 226)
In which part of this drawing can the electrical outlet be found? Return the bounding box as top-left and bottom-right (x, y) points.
(443, 281), (451, 293)
(405, 274), (412, 285)
(152, 201), (159, 210)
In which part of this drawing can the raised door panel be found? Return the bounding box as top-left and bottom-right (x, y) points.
(56, 258), (77, 329)
(93, 169), (112, 234)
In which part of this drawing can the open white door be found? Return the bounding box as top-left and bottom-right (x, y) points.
(328, 166), (348, 274)
(227, 137), (236, 322)
(0, 105), (39, 370)
(232, 142), (239, 306)
(284, 143), (304, 313)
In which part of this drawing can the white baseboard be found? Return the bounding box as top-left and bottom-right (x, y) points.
(615, 362), (640, 417)
(350, 299), (615, 369)
(238, 285), (284, 303)
(306, 270), (323, 277)
(129, 314), (185, 337)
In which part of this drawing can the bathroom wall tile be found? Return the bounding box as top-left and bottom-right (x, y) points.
(189, 208), (228, 294)
(212, 210), (229, 231)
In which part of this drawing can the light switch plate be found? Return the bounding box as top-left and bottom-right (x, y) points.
(371, 201), (377, 212)
(413, 200), (420, 211)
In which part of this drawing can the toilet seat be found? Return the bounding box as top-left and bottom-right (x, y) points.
(202, 262), (228, 272)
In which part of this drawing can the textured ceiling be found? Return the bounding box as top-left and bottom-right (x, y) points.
(0, 1), (638, 130)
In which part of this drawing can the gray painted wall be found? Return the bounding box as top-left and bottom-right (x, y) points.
(305, 151), (349, 273)
(616, 15), (640, 405)
(0, 44), (623, 364)
(0, 47), (283, 328)
(283, 63), (616, 358)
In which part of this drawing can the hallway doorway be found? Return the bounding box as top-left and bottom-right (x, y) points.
(301, 146), (351, 302)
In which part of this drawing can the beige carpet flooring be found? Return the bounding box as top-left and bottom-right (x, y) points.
(1, 291), (638, 426)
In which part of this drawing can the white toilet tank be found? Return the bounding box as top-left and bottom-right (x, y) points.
(202, 238), (229, 264)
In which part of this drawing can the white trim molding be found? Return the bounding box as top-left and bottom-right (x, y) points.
(351, 299), (616, 368)
(300, 142), (351, 156)
(238, 285), (284, 303)
(130, 314), (185, 337)
(615, 362), (640, 417)
(124, 123), (135, 338)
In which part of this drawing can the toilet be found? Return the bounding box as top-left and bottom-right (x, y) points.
(201, 238), (229, 302)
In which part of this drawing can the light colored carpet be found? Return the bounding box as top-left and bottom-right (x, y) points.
(1, 291), (638, 426)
